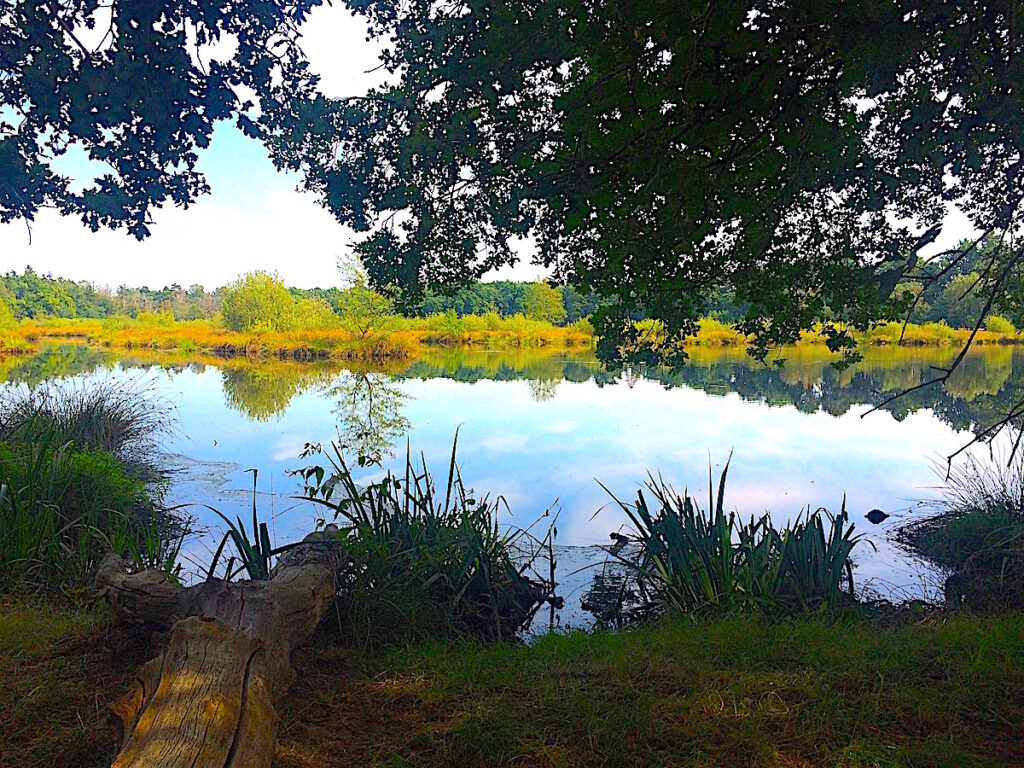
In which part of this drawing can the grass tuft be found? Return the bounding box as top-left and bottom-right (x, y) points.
(602, 459), (867, 617)
(902, 453), (1024, 610)
(0, 381), (182, 593)
(294, 436), (553, 644)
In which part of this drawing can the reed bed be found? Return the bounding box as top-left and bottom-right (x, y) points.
(294, 436), (552, 644)
(603, 460), (866, 617)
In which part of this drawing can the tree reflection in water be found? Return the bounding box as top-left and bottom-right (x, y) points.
(6, 344), (1024, 445)
(221, 366), (331, 422)
(329, 371), (410, 464)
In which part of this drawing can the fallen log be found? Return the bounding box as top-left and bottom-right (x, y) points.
(96, 526), (343, 768)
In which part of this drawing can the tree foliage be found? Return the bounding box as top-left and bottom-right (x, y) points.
(220, 271), (298, 332)
(264, 0), (1024, 367)
(0, 0), (319, 237)
(0, 293), (15, 330)
(336, 257), (395, 338)
(523, 281), (567, 326)
(5, 0), (1023, 374)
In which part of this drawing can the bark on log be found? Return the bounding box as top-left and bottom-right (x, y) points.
(96, 526), (342, 768)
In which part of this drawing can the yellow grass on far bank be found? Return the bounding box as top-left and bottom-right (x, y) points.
(11, 313), (596, 361)
(684, 318), (1022, 348)
(5, 314), (1021, 367)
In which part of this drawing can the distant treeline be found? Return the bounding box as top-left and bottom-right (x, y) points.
(0, 268), (599, 327)
(0, 267), (218, 321)
(292, 281), (599, 326)
(3, 237), (1022, 332)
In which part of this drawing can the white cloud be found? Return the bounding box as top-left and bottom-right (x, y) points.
(299, 5), (391, 99)
(0, 178), (351, 289)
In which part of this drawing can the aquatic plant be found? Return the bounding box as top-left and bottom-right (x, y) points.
(203, 469), (302, 581)
(601, 459), (866, 616)
(902, 452), (1024, 609)
(294, 434), (552, 643)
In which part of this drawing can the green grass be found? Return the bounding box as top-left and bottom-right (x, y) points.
(5, 599), (1022, 768)
(276, 609), (1024, 768)
(0, 382), (181, 593)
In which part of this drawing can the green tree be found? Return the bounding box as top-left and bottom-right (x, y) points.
(336, 257), (395, 338)
(270, 1), (1024, 368)
(0, 294), (15, 330)
(562, 284), (600, 323)
(931, 274), (989, 330)
(220, 272), (298, 333)
(524, 281), (567, 326)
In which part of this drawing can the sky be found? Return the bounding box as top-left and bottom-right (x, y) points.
(0, 5), (978, 291)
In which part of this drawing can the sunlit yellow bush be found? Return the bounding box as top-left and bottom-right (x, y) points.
(986, 315), (1017, 335)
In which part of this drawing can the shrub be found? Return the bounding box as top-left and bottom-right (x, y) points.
(101, 315), (132, 332)
(986, 315), (1016, 335)
(567, 316), (595, 336)
(136, 310), (175, 327)
(295, 297), (341, 332)
(220, 272), (298, 332)
(427, 309), (467, 342)
(0, 295), (15, 330)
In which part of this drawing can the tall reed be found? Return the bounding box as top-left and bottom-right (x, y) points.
(294, 434), (551, 642)
(603, 460), (866, 615)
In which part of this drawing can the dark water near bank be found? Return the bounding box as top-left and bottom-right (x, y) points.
(3, 343), (1021, 628)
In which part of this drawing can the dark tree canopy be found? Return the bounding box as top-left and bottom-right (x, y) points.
(4, 1), (1024, 370)
(0, 0), (319, 238)
(264, 0), (1024, 365)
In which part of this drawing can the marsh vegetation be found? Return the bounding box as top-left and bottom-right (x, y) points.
(0, 382), (183, 593)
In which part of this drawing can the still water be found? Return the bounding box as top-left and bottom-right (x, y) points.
(4, 343), (1021, 625)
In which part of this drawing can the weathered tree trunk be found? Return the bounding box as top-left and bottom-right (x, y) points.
(96, 527), (342, 768)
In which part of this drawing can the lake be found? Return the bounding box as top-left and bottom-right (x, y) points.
(3, 342), (1020, 628)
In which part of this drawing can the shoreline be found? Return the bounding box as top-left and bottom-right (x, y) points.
(2, 316), (1021, 365)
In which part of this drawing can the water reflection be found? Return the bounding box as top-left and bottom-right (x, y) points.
(222, 366), (334, 422)
(3, 343), (1024, 439)
(4, 341), (1021, 614)
(329, 371), (410, 463)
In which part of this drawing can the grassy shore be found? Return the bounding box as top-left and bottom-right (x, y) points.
(901, 454), (1024, 611)
(3, 315), (1020, 366)
(4, 599), (1023, 768)
(684, 318), (1023, 348)
(10, 314), (596, 360)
